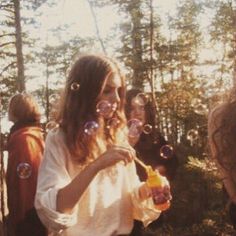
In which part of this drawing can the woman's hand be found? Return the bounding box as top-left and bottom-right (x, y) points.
(138, 183), (152, 201)
(155, 165), (167, 177)
(93, 145), (136, 171)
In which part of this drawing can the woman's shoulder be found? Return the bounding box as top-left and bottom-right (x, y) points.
(45, 127), (65, 145)
(9, 126), (43, 144)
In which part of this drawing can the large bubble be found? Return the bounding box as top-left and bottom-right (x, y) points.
(127, 119), (143, 138)
(96, 100), (112, 117)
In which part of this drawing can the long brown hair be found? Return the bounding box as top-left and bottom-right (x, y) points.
(211, 87), (236, 172)
(57, 54), (127, 163)
(125, 89), (163, 148)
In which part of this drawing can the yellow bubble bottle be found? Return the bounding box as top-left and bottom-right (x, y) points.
(146, 165), (171, 211)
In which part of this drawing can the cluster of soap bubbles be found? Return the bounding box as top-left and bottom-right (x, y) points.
(84, 99), (119, 135)
(17, 162), (32, 179)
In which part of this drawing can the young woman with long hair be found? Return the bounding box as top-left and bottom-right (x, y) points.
(35, 54), (164, 236)
(125, 89), (178, 235)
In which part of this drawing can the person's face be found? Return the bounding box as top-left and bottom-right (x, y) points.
(98, 73), (122, 119)
(129, 97), (146, 124)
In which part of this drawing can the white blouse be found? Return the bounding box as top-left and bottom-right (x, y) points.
(35, 128), (160, 236)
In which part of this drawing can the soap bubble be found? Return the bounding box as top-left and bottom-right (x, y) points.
(160, 145), (174, 159)
(135, 93), (149, 105)
(84, 121), (99, 135)
(186, 129), (199, 146)
(96, 100), (112, 117)
(17, 163), (32, 179)
(70, 82), (80, 91)
(127, 119), (143, 138)
(143, 124), (152, 134)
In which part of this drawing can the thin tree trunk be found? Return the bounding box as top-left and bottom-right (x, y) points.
(130, 0), (143, 89)
(13, 0), (25, 92)
(87, 0), (107, 55)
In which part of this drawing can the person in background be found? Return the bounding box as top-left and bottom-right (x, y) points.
(208, 88), (236, 229)
(34, 54), (169, 236)
(125, 88), (178, 235)
(6, 93), (46, 236)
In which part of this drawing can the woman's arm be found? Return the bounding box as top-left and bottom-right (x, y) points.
(56, 145), (134, 214)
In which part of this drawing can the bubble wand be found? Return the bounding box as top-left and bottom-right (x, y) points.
(133, 156), (150, 172)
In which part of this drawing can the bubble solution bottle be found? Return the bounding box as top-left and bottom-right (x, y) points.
(146, 166), (171, 211)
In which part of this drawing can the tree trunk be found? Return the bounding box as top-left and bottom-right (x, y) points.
(13, 0), (25, 92)
(130, 1), (143, 89)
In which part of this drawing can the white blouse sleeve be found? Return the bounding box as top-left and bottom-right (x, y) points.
(34, 130), (78, 233)
(127, 162), (161, 227)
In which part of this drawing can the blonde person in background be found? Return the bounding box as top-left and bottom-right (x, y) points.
(7, 93), (46, 236)
(208, 87), (236, 229)
(35, 54), (164, 236)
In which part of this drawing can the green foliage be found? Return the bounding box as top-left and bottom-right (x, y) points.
(142, 156), (236, 235)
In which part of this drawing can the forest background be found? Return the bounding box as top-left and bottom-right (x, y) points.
(1, 0), (236, 235)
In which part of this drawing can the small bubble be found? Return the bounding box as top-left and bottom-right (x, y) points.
(70, 82), (80, 91)
(143, 124), (152, 134)
(160, 145), (174, 159)
(84, 121), (99, 135)
(17, 163), (32, 179)
(186, 129), (199, 146)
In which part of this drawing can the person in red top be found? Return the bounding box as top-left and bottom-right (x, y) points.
(6, 93), (46, 236)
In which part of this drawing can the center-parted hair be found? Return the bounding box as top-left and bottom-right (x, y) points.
(57, 54), (127, 163)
